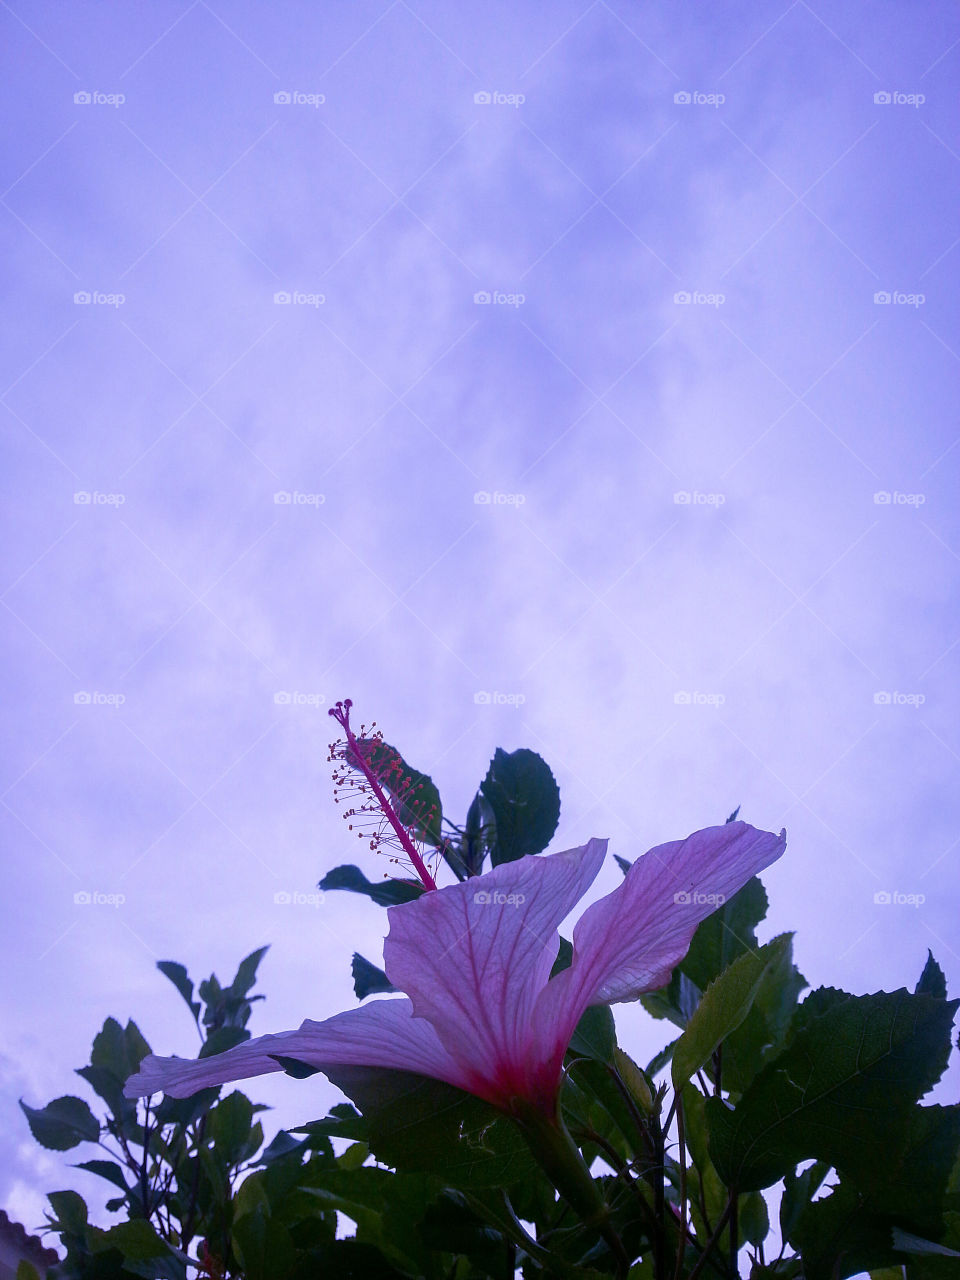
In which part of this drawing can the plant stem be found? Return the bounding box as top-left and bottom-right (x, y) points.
(685, 1198), (734, 1280)
(672, 1097), (688, 1280)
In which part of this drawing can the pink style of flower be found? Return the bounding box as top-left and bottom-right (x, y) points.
(125, 821), (786, 1117)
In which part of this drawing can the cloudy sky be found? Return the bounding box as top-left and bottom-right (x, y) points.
(2, 0), (958, 1240)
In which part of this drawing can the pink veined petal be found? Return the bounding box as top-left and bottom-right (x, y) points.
(383, 838), (607, 1109)
(532, 822), (787, 1067)
(124, 998), (468, 1100)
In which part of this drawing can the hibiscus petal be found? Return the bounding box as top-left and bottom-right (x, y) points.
(383, 839), (607, 1106)
(123, 998), (467, 1099)
(534, 822), (787, 1059)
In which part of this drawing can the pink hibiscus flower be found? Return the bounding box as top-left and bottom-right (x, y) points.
(125, 822), (785, 1116)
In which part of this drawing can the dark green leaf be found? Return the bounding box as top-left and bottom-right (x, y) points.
(270, 1055), (322, 1079)
(568, 1003), (617, 1063)
(200, 1025), (249, 1058)
(613, 854), (632, 876)
(74, 1160), (129, 1193)
(319, 863), (423, 906)
(88, 1218), (175, 1262)
(351, 953), (395, 999)
(917, 951), (947, 1000)
(322, 1065), (545, 1191)
(708, 988), (960, 1191)
(680, 876), (768, 993)
(21, 1096), (99, 1150)
(480, 747), (561, 865)
(156, 961), (201, 1025)
(672, 934), (792, 1087)
(47, 1190), (88, 1234)
(209, 1091), (254, 1164)
(780, 1160), (831, 1242)
(351, 737), (444, 847)
(230, 946), (269, 1000)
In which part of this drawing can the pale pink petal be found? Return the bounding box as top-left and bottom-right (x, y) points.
(124, 998), (468, 1100)
(383, 839), (607, 1109)
(533, 822), (787, 1066)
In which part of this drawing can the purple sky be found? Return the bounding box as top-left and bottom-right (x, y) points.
(2, 0), (959, 1240)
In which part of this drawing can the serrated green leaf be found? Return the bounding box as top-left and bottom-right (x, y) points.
(319, 863), (423, 906)
(269, 1055), (322, 1079)
(21, 1096), (99, 1151)
(917, 951), (947, 1000)
(708, 988), (960, 1192)
(672, 934), (791, 1087)
(480, 747), (561, 865)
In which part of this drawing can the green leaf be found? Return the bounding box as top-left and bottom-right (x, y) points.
(156, 960), (201, 1024)
(708, 988), (960, 1191)
(672, 934), (792, 1087)
(230, 946), (269, 999)
(568, 1003), (617, 1063)
(893, 1229), (960, 1257)
(321, 1065), (545, 1191)
(791, 1180), (900, 1280)
(351, 953), (396, 999)
(480, 747), (561, 865)
(47, 1190), (88, 1234)
(209, 1091), (254, 1164)
(319, 863), (423, 906)
(352, 737), (444, 847)
(21, 1096), (99, 1150)
(232, 1206), (298, 1280)
(779, 1160), (831, 1242)
(718, 933), (807, 1093)
(200, 1025), (249, 1058)
(270, 1055), (322, 1079)
(681, 876), (768, 993)
(16, 1263), (42, 1280)
(88, 1218), (175, 1263)
(739, 1190), (769, 1246)
(917, 950), (947, 1000)
(74, 1160), (129, 1193)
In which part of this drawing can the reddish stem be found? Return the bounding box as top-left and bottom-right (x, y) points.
(330, 700), (437, 892)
